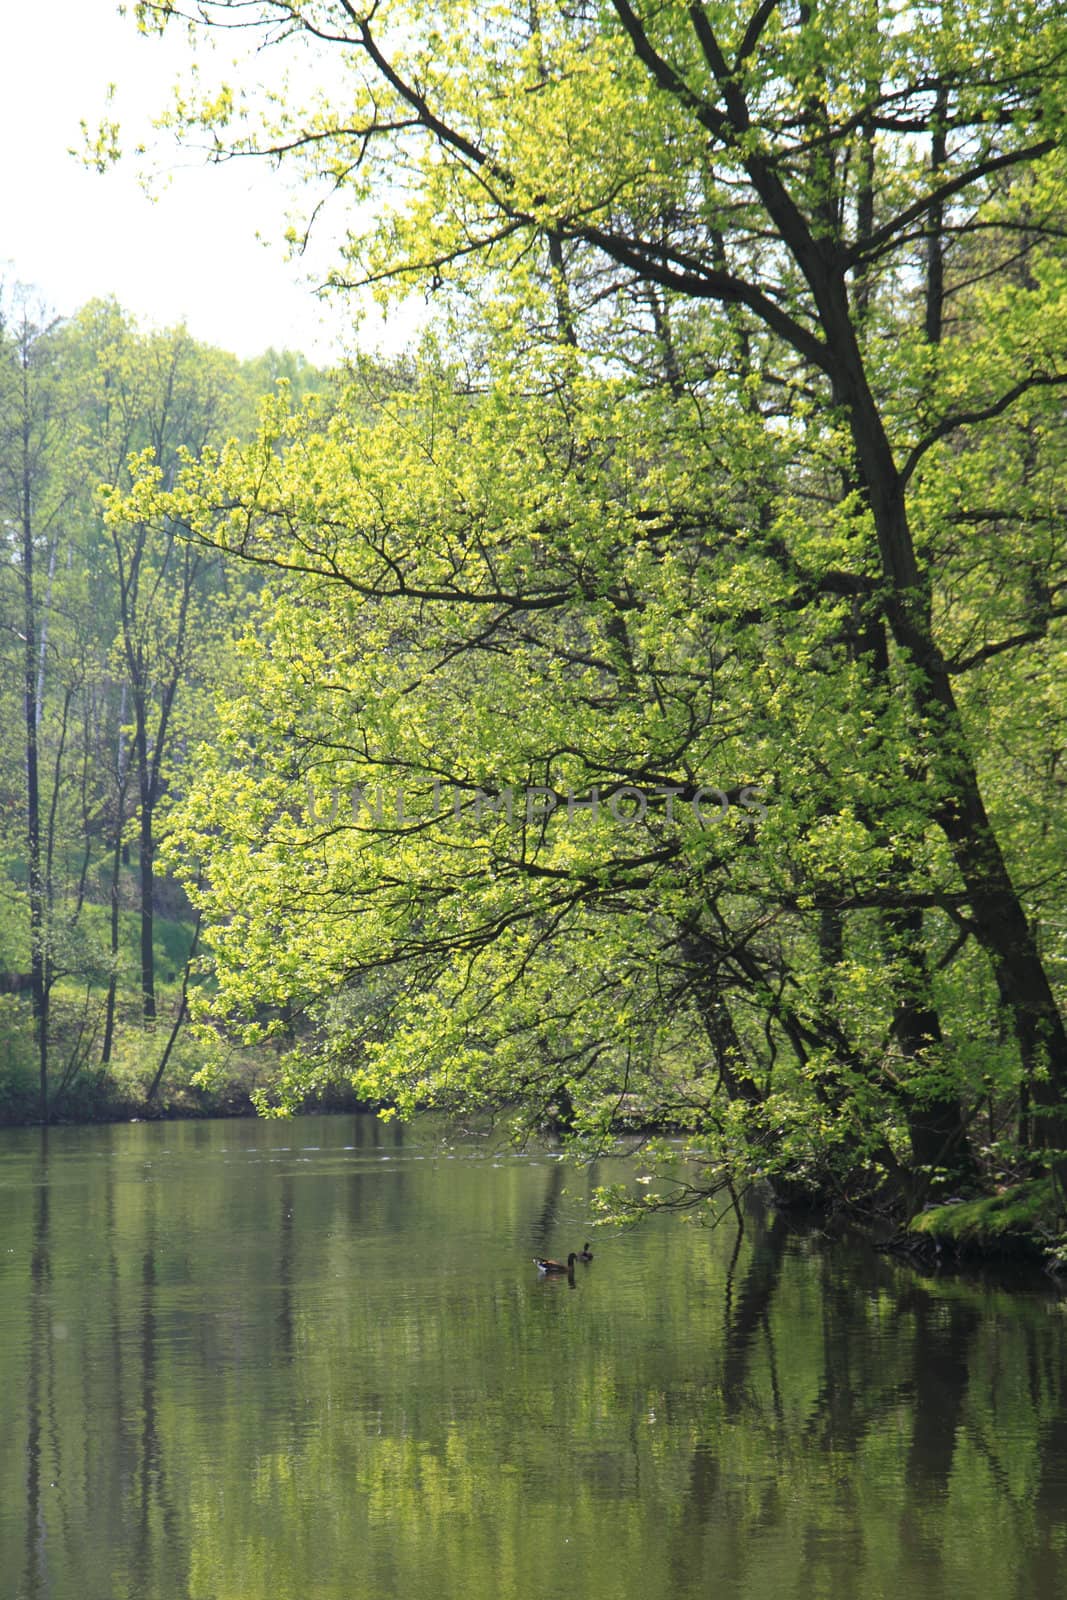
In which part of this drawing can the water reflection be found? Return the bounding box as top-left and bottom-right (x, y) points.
(278, 1175), (295, 1362)
(0, 1115), (1065, 1600)
(24, 1132), (48, 1600)
(531, 1159), (566, 1253)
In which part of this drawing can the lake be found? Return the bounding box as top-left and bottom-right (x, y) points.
(1, 1114), (1065, 1599)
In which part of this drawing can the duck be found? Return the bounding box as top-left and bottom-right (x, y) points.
(578, 1241), (593, 1261)
(534, 1252), (578, 1275)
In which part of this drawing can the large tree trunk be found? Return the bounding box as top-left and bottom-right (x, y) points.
(679, 931), (763, 1109)
(727, 93), (1067, 1165)
(852, 621), (972, 1184)
(832, 318), (1067, 1156)
(883, 904), (972, 1181)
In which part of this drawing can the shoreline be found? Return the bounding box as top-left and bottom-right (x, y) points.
(4, 1094), (1061, 1279)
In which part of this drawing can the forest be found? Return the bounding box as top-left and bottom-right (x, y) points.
(3, 0), (1066, 1246)
(0, 296), (327, 1120)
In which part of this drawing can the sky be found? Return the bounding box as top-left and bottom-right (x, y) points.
(0, 1), (409, 362)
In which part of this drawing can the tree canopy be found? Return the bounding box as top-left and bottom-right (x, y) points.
(122, 0), (1067, 1213)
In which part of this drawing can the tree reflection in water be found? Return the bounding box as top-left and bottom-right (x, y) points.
(1, 1117), (1065, 1600)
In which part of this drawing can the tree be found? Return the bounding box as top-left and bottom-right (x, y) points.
(132, 0), (1067, 1202)
(61, 303), (243, 1034)
(0, 297), (72, 1119)
(0, 293), (269, 1119)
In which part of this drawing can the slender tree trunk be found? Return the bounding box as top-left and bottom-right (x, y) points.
(925, 90), (948, 347)
(19, 398), (48, 1121)
(101, 684), (129, 1065)
(146, 913), (199, 1103)
(115, 536), (197, 1030)
(852, 113), (875, 319)
(138, 776), (156, 1026)
(101, 828), (123, 1066)
(872, 88), (968, 1186)
(546, 230), (577, 349)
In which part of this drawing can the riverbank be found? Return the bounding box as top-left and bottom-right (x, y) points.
(0, 1050), (373, 1128)
(904, 1178), (1065, 1271)
(5, 1050), (1064, 1271)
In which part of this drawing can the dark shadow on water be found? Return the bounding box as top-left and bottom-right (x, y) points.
(531, 1161), (566, 1254)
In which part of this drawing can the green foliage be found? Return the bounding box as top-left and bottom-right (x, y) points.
(111, 0), (1067, 1216)
(0, 289), (330, 1120)
(0, 1000), (40, 1124)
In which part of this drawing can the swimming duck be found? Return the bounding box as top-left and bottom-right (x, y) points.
(534, 1252), (578, 1275)
(578, 1241), (593, 1261)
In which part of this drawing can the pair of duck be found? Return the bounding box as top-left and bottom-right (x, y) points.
(534, 1242), (593, 1274)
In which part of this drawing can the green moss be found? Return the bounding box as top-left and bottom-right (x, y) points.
(909, 1178), (1058, 1251)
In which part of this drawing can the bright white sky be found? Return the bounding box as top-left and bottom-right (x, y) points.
(0, 0), (410, 362)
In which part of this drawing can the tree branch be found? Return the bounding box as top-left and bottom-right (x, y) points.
(902, 371), (1067, 483)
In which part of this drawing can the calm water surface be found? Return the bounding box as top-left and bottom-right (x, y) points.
(1, 1115), (1065, 1600)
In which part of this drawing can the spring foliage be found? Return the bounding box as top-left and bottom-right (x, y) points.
(123, 0), (1067, 1204)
